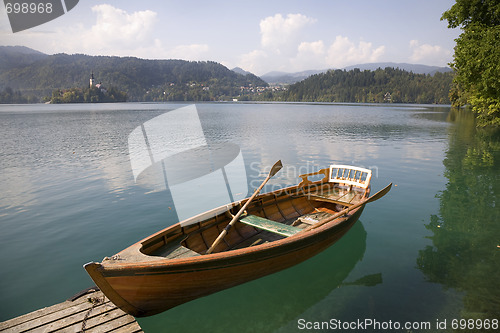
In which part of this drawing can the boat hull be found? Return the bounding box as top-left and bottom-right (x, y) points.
(85, 205), (364, 317)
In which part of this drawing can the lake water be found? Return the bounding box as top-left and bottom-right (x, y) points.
(0, 102), (498, 332)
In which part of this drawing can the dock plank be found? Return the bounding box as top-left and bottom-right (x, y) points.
(0, 290), (143, 333)
(87, 315), (137, 333)
(60, 308), (126, 333)
(0, 293), (92, 330)
(11, 299), (107, 332)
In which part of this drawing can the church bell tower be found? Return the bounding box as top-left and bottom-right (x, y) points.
(90, 71), (95, 88)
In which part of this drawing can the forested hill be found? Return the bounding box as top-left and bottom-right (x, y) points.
(0, 46), (48, 72)
(280, 67), (453, 104)
(0, 48), (267, 101)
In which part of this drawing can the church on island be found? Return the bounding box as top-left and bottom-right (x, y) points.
(48, 71), (126, 103)
(90, 71), (106, 93)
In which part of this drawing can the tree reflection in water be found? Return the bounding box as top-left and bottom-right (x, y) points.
(417, 109), (500, 320)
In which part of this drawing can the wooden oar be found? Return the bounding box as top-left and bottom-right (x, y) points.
(205, 160), (283, 254)
(303, 182), (392, 232)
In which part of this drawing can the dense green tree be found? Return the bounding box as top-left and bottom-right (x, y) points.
(49, 86), (127, 103)
(441, 0), (500, 29)
(0, 87), (29, 103)
(442, 0), (500, 127)
(271, 68), (453, 104)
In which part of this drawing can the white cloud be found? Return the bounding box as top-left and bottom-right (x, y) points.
(76, 5), (211, 60)
(289, 36), (385, 72)
(238, 49), (270, 75)
(409, 40), (451, 65)
(290, 40), (326, 70)
(0, 4), (211, 61)
(236, 12), (386, 75)
(238, 34), (386, 75)
(10, 4), (162, 57)
(83, 4), (157, 52)
(298, 40), (325, 55)
(326, 36), (385, 68)
(260, 13), (316, 55)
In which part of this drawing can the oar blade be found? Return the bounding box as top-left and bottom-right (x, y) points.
(269, 160), (283, 177)
(366, 182), (392, 204)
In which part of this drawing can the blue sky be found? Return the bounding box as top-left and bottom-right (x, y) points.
(0, 0), (461, 75)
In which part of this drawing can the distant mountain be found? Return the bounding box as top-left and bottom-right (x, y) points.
(342, 63), (452, 75)
(231, 67), (253, 76)
(0, 46), (48, 71)
(230, 67), (266, 87)
(0, 48), (268, 101)
(0, 45), (46, 55)
(260, 63), (453, 85)
(260, 69), (327, 85)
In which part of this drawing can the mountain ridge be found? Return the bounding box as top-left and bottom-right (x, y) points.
(260, 63), (452, 85)
(0, 45), (48, 71)
(343, 62), (452, 75)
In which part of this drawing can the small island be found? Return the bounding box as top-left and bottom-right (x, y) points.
(46, 72), (127, 103)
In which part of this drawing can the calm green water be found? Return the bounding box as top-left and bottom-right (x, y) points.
(0, 103), (498, 332)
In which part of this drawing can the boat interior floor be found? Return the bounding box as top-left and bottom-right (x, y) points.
(150, 241), (201, 259)
(151, 207), (338, 260)
(308, 186), (364, 206)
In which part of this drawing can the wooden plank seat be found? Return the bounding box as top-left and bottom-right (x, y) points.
(240, 215), (301, 237)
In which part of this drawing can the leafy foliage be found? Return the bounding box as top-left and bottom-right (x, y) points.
(441, 0), (500, 29)
(442, 0), (500, 127)
(273, 67), (453, 104)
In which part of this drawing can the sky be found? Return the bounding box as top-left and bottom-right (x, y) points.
(0, 0), (461, 76)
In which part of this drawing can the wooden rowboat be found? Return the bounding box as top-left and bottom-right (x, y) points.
(84, 163), (391, 317)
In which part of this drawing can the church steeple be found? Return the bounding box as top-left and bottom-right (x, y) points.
(90, 71), (95, 88)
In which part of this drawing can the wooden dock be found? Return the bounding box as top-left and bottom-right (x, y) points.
(0, 288), (143, 333)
